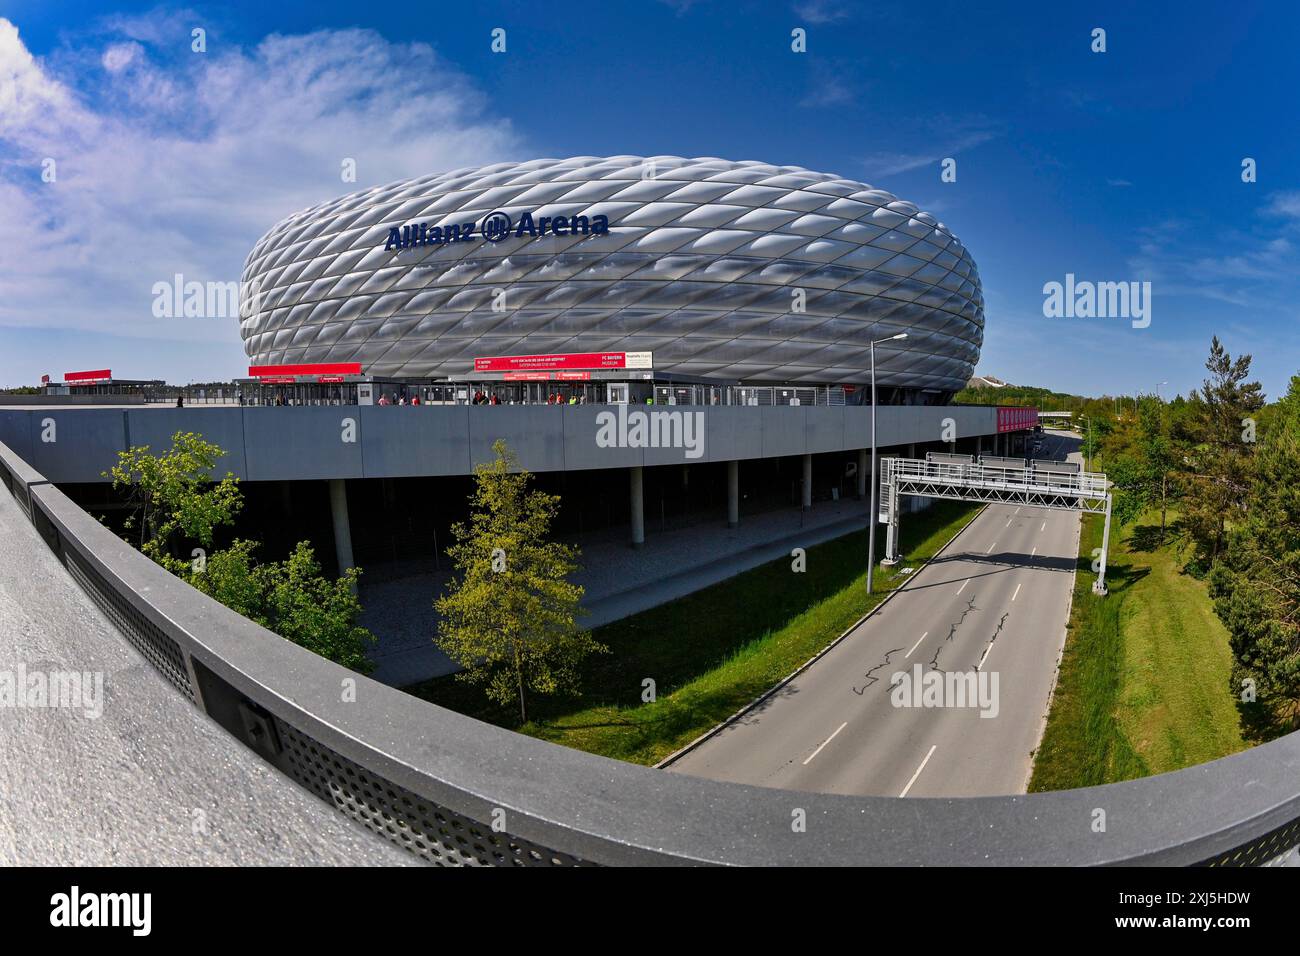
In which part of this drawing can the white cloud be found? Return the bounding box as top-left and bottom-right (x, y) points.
(1126, 214), (1300, 312)
(101, 41), (141, 73)
(861, 128), (996, 178)
(793, 1), (853, 25)
(800, 67), (855, 108)
(1264, 190), (1300, 220)
(0, 16), (521, 367)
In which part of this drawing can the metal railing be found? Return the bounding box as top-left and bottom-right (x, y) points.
(882, 456), (1111, 508)
(1, 436), (1299, 866)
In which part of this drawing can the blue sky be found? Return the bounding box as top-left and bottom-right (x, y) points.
(3, 0), (1298, 398)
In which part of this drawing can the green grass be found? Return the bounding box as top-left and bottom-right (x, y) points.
(1029, 511), (1248, 791)
(407, 500), (979, 765)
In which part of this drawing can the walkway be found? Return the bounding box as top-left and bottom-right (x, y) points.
(362, 496), (881, 687)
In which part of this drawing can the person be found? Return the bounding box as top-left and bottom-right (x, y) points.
(490, 393), (500, 406)
(176, 394), (184, 407)
(378, 393), (390, 406)
(411, 394), (420, 406)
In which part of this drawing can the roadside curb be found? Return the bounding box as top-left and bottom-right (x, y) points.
(655, 503), (987, 770)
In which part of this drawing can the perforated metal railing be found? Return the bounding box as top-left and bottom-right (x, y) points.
(2, 436), (1299, 867)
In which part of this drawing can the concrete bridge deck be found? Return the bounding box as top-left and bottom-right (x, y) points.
(0, 403), (1010, 484)
(0, 481), (408, 865)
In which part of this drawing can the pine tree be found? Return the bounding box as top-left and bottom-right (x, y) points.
(1180, 337), (1264, 566)
(1209, 375), (1300, 725)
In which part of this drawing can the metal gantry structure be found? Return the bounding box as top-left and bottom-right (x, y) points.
(879, 452), (1114, 594)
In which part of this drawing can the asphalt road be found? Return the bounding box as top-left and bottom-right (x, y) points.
(667, 429), (1083, 798)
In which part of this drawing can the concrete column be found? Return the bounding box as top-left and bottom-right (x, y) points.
(328, 478), (356, 592)
(726, 460), (739, 527)
(856, 449), (867, 499)
(908, 443), (916, 459)
(630, 466), (645, 548)
(801, 454), (812, 510)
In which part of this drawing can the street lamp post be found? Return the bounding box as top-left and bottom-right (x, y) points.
(867, 332), (908, 595)
(1155, 381), (1167, 402)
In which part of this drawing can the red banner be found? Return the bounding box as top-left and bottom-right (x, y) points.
(65, 368), (112, 383)
(248, 363), (362, 378)
(474, 352), (647, 372)
(997, 406), (1039, 433)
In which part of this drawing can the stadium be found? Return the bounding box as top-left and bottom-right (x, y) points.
(239, 156), (984, 403)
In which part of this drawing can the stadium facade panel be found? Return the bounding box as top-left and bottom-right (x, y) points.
(240, 156), (984, 399)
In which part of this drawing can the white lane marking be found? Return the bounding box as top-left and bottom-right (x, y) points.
(804, 722), (848, 765)
(977, 640), (995, 671)
(1015, 507), (1021, 514)
(1040, 521), (1046, 532)
(1012, 582), (1022, 602)
(986, 540), (996, 553)
(1031, 546), (1037, 558)
(956, 579), (969, 595)
(1005, 517), (1013, 528)
(905, 632), (929, 658)
(900, 745), (938, 798)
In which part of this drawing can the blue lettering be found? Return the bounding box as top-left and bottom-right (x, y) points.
(385, 227), (402, 251)
(593, 215), (609, 235)
(515, 211), (537, 238)
(552, 215), (568, 236)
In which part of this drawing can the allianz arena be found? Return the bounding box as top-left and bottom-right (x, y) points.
(240, 156), (984, 401)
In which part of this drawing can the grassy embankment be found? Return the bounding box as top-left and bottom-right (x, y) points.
(410, 500), (978, 765)
(1030, 511), (1248, 790)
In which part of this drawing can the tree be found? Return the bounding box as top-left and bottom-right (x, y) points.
(106, 431), (242, 572)
(1180, 337), (1264, 566)
(106, 433), (375, 673)
(189, 540), (374, 674)
(1101, 398), (1179, 537)
(435, 440), (601, 723)
(1209, 374), (1300, 725)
